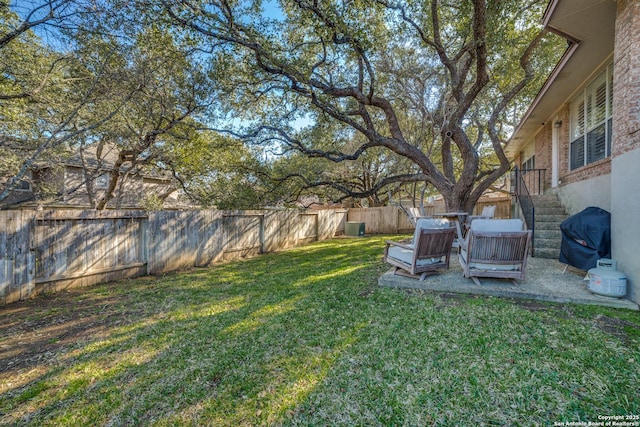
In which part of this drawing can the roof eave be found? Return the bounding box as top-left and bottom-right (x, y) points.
(506, 0), (616, 158)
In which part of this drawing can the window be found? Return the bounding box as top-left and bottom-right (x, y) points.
(522, 156), (535, 171)
(95, 172), (110, 189)
(570, 64), (613, 170)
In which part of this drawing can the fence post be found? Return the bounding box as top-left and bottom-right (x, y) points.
(26, 214), (35, 299)
(259, 215), (265, 254)
(141, 212), (149, 275)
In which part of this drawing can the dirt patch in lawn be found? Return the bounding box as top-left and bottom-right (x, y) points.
(593, 314), (640, 345)
(1, 276), (638, 397)
(0, 289), (146, 392)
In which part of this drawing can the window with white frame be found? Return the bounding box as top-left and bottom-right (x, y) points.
(570, 64), (613, 170)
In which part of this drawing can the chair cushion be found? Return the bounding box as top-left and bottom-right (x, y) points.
(415, 217), (451, 229)
(459, 248), (519, 271)
(387, 246), (441, 266)
(470, 219), (523, 232)
(412, 218), (451, 246)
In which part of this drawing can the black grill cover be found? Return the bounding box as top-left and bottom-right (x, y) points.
(559, 206), (611, 270)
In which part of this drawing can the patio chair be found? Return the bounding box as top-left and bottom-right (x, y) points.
(458, 219), (532, 286)
(384, 218), (456, 280)
(463, 205), (497, 233)
(405, 207), (430, 226)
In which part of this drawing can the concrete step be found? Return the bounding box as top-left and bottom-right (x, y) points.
(535, 206), (567, 215)
(531, 195), (565, 207)
(534, 221), (561, 231)
(529, 194), (568, 260)
(535, 214), (568, 223)
(533, 247), (560, 259)
(535, 229), (562, 240)
(534, 200), (566, 211)
(533, 202), (564, 211)
(534, 237), (561, 249)
(531, 194), (563, 202)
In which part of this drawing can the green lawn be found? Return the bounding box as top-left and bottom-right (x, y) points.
(1, 236), (639, 426)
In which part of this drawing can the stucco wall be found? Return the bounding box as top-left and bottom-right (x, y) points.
(549, 173), (611, 216)
(610, 150), (640, 304)
(611, 0), (640, 304)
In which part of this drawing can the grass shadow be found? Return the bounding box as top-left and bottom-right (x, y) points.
(1, 236), (638, 425)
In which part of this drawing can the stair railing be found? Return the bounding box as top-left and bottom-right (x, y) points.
(512, 167), (535, 257)
(519, 168), (546, 195)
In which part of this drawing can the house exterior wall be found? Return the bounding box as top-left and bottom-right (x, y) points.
(1, 166), (179, 209)
(549, 174), (611, 215)
(550, 104), (612, 214)
(0, 169), (64, 207)
(519, 103), (611, 211)
(510, 0), (639, 304)
(611, 0), (640, 304)
(63, 167), (177, 209)
(611, 152), (640, 304)
(526, 120), (611, 214)
(613, 0), (640, 153)
(552, 104), (612, 189)
(0, 186), (33, 206)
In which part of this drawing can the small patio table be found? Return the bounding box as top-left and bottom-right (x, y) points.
(433, 211), (468, 248)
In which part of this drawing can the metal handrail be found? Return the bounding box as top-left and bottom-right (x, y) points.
(519, 168), (546, 195)
(512, 167), (536, 257)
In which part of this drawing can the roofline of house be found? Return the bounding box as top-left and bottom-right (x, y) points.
(506, 40), (579, 150)
(36, 162), (174, 183)
(505, 0), (578, 157)
(542, 0), (581, 44)
(505, 0), (616, 158)
(542, 0), (559, 27)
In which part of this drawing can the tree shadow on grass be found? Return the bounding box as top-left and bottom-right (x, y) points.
(5, 236), (637, 425)
(0, 237), (386, 425)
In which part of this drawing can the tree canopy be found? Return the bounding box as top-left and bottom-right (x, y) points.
(0, 1), (215, 207)
(1, 0), (565, 210)
(164, 0), (565, 211)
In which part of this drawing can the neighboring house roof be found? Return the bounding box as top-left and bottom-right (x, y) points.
(506, 0), (616, 158)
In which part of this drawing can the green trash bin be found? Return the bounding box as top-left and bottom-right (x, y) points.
(345, 221), (365, 237)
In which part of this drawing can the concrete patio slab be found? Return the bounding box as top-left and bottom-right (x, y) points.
(379, 256), (639, 310)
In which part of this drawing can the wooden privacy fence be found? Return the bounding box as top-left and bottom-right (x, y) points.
(0, 208), (347, 305)
(473, 197), (512, 219)
(347, 206), (415, 234)
(347, 196), (513, 234)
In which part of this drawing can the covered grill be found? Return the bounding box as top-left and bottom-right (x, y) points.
(559, 206), (611, 270)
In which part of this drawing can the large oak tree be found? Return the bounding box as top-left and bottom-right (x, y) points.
(0, 1), (214, 208)
(164, 0), (563, 212)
